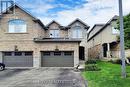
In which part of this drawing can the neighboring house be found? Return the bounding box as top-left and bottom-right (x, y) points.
(87, 15), (120, 59)
(0, 4), (89, 67)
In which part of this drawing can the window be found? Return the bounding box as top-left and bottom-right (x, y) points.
(25, 52), (32, 56)
(43, 52), (50, 56)
(8, 19), (27, 33)
(54, 52), (61, 56)
(4, 52), (12, 56)
(112, 27), (120, 35)
(72, 26), (82, 38)
(14, 52), (22, 56)
(50, 30), (60, 38)
(64, 52), (72, 56)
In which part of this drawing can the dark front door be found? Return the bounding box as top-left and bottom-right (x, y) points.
(103, 44), (107, 57)
(79, 46), (85, 60)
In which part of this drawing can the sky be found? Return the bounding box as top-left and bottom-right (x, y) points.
(7, 0), (130, 28)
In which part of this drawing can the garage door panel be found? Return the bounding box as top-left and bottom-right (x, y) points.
(41, 51), (74, 67)
(3, 52), (33, 67)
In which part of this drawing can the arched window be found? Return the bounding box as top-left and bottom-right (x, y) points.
(8, 19), (26, 33)
(72, 26), (82, 38)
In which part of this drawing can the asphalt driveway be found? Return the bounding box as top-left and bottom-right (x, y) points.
(0, 68), (86, 87)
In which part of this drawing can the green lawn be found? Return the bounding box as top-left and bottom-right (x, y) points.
(82, 61), (130, 87)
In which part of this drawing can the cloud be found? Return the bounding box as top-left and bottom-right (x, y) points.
(50, 0), (119, 26)
(123, 0), (130, 14)
(14, 0), (130, 28)
(40, 0), (130, 28)
(16, 0), (54, 15)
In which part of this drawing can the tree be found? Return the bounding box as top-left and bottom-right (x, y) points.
(117, 13), (130, 49)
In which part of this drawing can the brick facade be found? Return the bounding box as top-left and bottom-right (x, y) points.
(0, 5), (88, 67)
(88, 44), (102, 59)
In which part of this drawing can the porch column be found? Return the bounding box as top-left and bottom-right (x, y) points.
(100, 45), (104, 59)
(107, 43), (111, 58)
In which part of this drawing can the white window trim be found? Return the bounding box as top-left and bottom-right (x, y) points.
(112, 27), (120, 35)
(8, 19), (27, 33)
(49, 29), (60, 38)
(72, 26), (83, 38)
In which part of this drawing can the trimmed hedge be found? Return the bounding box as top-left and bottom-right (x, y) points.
(85, 64), (101, 71)
(111, 59), (122, 64)
(85, 60), (97, 65)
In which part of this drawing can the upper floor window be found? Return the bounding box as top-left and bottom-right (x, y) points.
(112, 27), (120, 35)
(72, 26), (82, 38)
(50, 29), (60, 38)
(8, 19), (27, 33)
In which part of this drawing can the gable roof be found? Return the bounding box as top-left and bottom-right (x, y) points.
(46, 20), (61, 27)
(67, 18), (90, 30)
(87, 24), (105, 38)
(46, 20), (70, 30)
(0, 4), (45, 28)
(88, 15), (119, 42)
(2, 4), (37, 19)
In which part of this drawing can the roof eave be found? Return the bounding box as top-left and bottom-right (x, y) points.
(33, 19), (45, 28)
(67, 18), (90, 28)
(34, 39), (81, 43)
(46, 20), (61, 27)
(87, 23), (110, 42)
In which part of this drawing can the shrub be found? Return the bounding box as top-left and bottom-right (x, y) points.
(85, 60), (97, 65)
(85, 64), (101, 71)
(112, 59), (122, 64)
(127, 57), (130, 61)
(108, 59), (113, 63)
(110, 59), (128, 65)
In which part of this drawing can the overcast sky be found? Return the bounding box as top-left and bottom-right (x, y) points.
(14, 0), (130, 27)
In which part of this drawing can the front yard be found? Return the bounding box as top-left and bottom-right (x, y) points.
(82, 61), (130, 87)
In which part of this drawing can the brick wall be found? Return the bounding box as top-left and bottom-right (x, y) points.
(88, 44), (102, 59)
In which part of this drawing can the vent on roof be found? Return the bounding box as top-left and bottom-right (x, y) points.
(0, 0), (14, 15)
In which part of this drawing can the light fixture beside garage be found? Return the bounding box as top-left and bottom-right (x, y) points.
(55, 45), (59, 51)
(14, 45), (18, 51)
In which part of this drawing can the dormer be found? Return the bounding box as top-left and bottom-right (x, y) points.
(45, 21), (62, 38)
(67, 18), (90, 39)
